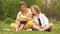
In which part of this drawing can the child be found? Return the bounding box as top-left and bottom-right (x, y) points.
(31, 5), (53, 32)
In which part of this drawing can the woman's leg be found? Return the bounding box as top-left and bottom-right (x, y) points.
(18, 24), (25, 31)
(24, 20), (34, 29)
(16, 22), (20, 32)
(24, 20), (40, 31)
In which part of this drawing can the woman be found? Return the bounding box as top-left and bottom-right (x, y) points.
(16, 1), (34, 31)
(31, 5), (53, 32)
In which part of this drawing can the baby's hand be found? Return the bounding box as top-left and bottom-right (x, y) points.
(20, 18), (28, 21)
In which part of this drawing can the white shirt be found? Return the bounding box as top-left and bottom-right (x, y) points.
(16, 8), (31, 18)
(33, 13), (49, 27)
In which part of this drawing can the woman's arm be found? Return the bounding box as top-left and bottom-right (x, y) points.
(15, 12), (21, 32)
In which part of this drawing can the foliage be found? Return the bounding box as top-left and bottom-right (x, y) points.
(0, 0), (60, 20)
(4, 18), (15, 24)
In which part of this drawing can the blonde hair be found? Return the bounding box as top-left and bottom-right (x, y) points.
(31, 5), (41, 14)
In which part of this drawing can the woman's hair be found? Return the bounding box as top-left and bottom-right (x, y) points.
(19, 1), (27, 8)
(31, 5), (41, 14)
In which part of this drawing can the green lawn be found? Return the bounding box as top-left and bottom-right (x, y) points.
(0, 21), (60, 34)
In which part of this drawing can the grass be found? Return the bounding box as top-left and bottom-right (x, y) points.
(0, 21), (60, 34)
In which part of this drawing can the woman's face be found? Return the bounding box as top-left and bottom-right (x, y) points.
(31, 7), (37, 14)
(20, 5), (26, 12)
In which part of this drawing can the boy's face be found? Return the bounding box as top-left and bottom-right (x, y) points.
(20, 5), (26, 12)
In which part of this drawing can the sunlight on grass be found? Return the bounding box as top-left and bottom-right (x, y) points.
(0, 21), (60, 34)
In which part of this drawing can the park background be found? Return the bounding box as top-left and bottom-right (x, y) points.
(0, 0), (60, 34)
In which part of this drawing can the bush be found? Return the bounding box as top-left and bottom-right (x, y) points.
(4, 18), (15, 24)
